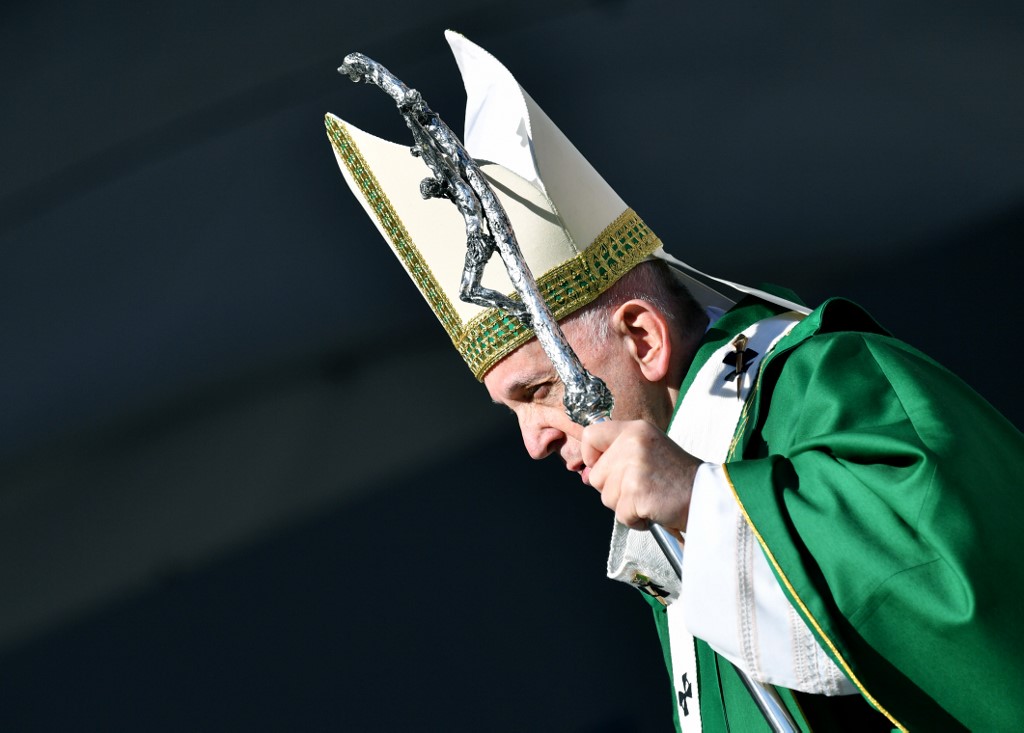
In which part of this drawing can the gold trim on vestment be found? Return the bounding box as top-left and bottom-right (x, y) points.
(325, 115), (664, 379)
(720, 462), (908, 732)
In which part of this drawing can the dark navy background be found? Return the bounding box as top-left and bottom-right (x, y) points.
(1, 2), (1021, 730)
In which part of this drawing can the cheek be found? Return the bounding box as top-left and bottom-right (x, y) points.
(580, 362), (629, 417)
(605, 379), (647, 422)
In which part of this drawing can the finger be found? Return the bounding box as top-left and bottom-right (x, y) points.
(587, 444), (617, 491)
(581, 420), (625, 467)
(616, 495), (649, 530)
(599, 479), (618, 509)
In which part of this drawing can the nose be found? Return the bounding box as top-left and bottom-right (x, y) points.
(519, 414), (566, 460)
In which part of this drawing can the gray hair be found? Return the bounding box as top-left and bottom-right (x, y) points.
(562, 260), (707, 348)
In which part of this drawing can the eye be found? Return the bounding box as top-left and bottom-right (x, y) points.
(526, 378), (563, 403)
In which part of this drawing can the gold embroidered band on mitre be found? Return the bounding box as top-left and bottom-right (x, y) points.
(326, 115), (665, 380)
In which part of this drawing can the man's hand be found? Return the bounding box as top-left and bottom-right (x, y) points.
(581, 420), (702, 535)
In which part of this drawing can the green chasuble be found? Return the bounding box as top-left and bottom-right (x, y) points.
(647, 292), (1024, 732)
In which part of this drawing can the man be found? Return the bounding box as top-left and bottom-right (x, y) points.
(327, 32), (1024, 732)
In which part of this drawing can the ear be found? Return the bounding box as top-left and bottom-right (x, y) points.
(610, 299), (673, 382)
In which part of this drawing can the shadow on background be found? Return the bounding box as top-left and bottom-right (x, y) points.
(0, 438), (668, 732)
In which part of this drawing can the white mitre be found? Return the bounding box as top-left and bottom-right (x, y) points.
(324, 31), (807, 379)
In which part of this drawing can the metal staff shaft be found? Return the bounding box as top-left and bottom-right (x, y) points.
(338, 53), (796, 733)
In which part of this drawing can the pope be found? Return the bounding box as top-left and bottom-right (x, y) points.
(326, 30), (1024, 732)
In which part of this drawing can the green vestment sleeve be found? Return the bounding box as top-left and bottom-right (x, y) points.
(725, 298), (1024, 731)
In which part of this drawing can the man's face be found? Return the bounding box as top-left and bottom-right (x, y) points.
(483, 319), (656, 485)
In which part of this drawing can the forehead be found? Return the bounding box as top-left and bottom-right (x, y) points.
(482, 337), (562, 400)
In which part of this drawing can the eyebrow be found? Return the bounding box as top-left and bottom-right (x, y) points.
(491, 371), (557, 404)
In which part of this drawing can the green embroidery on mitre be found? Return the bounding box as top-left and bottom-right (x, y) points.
(325, 114), (663, 380)
(458, 210), (663, 379)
